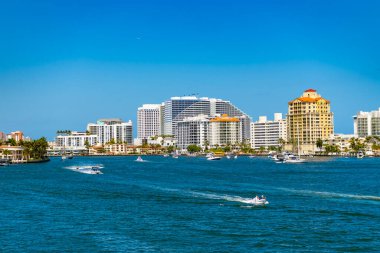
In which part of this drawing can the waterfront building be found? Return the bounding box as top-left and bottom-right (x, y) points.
(209, 114), (242, 148)
(353, 108), (380, 138)
(55, 131), (98, 150)
(250, 113), (287, 149)
(137, 104), (164, 139)
(326, 134), (357, 153)
(177, 115), (210, 150)
(0, 145), (25, 162)
(163, 96), (251, 140)
(7, 131), (24, 142)
(87, 118), (133, 145)
(286, 89), (334, 154)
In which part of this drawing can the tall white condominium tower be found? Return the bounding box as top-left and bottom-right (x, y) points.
(137, 104), (164, 139)
(164, 96), (251, 140)
(177, 115), (210, 150)
(87, 118), (133, 145)
(209, 114), (242, 147)
(250, 113), (287, 149)
(353, 108), (380, 137)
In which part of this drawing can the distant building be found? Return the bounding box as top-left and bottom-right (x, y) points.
(287, 89), (334, 154)
(353, 108), (380, 138)
(7, 131), (24, 142)
(137, 104), (164, 139)
(0, 132), (6, 142)
(55, 131), (98, 149)
(163, 96), (251, 140)
(209, 114), (242, 148)
(250, 113), (287, 149)
(326, 134), (356, 153)
(87, 118), (133, 145)
(177, 115), (210, 150)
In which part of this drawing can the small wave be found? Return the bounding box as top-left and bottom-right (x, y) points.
(277, 188), (380, 202)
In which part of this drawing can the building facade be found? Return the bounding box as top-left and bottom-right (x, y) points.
(7, 131), (24, 142)
(177, 115), (210, 150)
(87, 118), (133, 145)
(250, 113), (287, 149)
(353, 108), (380, 138)
(163, 96), (251, 140)
(137, 104), (164, 139)
(55, 131), (98, 148)
(209, 114), (242, 147)
(287, 89), (334, 154)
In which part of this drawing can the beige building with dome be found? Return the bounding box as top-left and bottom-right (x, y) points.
(286, 89), (334, 154)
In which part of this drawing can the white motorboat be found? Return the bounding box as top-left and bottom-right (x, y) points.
(61, 155), (67, 160)
(246, 196), (269, 206)
(357, 152), (364, 159)
(163, 154), (170, 157)
(136, 156), (144, 162)
(284, 154), (305, 163)
(234, 155), (238, 159)
(81, 168), (103, 174)
(226, 155), (231, 159)
(248, 155), (255, 158)
(207, 156), (221, 161)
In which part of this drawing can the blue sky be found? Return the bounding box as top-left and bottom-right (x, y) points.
(0, 0), (379, 139)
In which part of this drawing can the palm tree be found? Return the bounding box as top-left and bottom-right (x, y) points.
(316, 139), (323, 152)
(2, 149), (12, 159)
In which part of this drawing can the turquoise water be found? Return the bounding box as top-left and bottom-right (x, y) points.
(1, 156), (379, 252)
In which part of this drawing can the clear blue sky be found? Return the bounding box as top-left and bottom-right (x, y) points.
(0, 0), (379, 140)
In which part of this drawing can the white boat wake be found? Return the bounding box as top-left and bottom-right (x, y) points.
(147, 186), (269, 206)
(277, 188), (380, 202)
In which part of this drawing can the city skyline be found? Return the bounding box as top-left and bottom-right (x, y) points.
(1, 0), (380, 138)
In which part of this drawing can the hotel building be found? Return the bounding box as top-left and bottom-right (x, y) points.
(7, 131), (24, 142)
(137, 104), (164, 139)
(177, 115), (210, 150)
(0, 132), (6, 142)
(163, 96), (251, 140)
(353, 108), (380, 138)
(287, 89), (334, 153)
(87, 118), (133, 145)
(209, 114), (242, 148)
(250, 113), (287, 149)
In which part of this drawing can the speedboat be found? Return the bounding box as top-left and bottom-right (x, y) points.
(248, 155), (255, 158)
(163, 154), (170, 157)
(61, 155), (67, 160)
(246, 196), (269, 206)
(234, 155), (238, 159)
(0, 162), (9, 166)
(82, 168), (103, 174)
(172, 154), (179, 159)
(357, 152), (364, 159)
(136, 156), (144, 162)
(226, 155), (231, 159)
(207, 156), (221, 161)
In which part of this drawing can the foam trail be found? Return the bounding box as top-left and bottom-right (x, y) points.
(146, 185), (266, 205)
(277, 188), (380, 202)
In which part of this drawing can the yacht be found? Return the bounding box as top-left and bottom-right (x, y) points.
(284, 128), (306, 163)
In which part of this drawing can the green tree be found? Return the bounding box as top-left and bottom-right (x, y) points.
(316, 139), (323, 151)
(6, 138), (17, 146)
(187, 145), (201, 153)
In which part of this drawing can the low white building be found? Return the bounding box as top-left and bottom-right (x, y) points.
(87, 118), (133, 145)
(250, 113), (287, 149)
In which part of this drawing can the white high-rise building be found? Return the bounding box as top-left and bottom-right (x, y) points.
(353, 108), (380, 138)
(137, 104), (164, 139)
(209, 114), (242, 147)
(250, 113), (287, 149)
(177, 115), (210, 150)
(87, 118), (133, 144)
(163, 96), (251, 140)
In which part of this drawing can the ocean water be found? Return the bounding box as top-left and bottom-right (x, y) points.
(0, 156), (379, 252)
